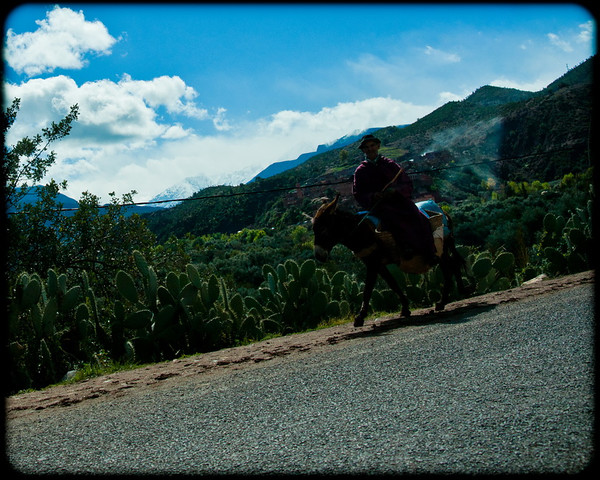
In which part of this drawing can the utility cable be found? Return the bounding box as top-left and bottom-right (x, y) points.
(7, 144), (587, 214)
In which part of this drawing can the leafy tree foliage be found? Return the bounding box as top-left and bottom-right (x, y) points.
(448, 168), (593, 266)
(3, 98), (79, 210)
(4, 99), (156, 296)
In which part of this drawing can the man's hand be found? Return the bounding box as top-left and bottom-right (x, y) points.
(374, 187), (397, 204)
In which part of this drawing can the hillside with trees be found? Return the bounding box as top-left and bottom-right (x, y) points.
(144, 57), (593, 240)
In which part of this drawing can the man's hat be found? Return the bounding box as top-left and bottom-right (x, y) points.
(358, 134), (381, 149)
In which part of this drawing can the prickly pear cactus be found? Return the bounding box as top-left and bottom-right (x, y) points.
(116, 270), (139, 304)
(253, 259), (355, 332)
(538, 205), (592, 276)
(7, 268), (97, 390)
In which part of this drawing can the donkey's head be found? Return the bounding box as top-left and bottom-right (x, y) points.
(312, 195), (342, 262)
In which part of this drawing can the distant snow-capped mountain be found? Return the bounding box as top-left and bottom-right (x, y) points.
(149, 167), (260, 208)
(149, 126), (406, 208)
(149, 175), (213, 208)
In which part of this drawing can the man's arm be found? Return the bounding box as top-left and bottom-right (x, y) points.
(352, 164), (377, 209)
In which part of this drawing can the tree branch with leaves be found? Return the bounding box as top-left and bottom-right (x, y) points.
(3, 98), (79, 209)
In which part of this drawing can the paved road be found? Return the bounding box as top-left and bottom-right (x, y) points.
(6, 284), (595, 475)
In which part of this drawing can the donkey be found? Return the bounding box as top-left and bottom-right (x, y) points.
(312, 195), (470, 327)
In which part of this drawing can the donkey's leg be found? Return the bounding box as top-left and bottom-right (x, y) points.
(355, 264), (378, 327)
(437, 256), (453, 311)
(447, 242), (474, 296)
(453, 258), (471, 296)
(379, 266), (411, 317)
(437, 242), (475, 310)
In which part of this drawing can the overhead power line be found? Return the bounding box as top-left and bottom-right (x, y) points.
(8, 144), (587, 214)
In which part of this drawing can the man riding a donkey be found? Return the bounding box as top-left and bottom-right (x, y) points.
(353, 134), (439, 268)
(313, 134), (470, 327)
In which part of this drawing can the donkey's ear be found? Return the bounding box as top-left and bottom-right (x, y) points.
(314, 193), (340, 220)
(322, 194), (339, 214)
(330, 193), (340, 210)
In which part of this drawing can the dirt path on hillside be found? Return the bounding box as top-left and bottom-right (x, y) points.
(6, 270), (594, 419)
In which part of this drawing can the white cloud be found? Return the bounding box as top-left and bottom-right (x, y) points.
(3, 76), (77, 135)
(345, 50), (464, 107)
(3, 4), (439, 204)
(161, 124), (192, 140)
(547, 20), (595, 53)
(212, 107), (232, 131)
(489, 75), (551, 92)
(350, 46), (461, 78)
(346, 53), (389, 75)
(438, 91), (464, 103)
(577, 20), (594, 44)
(260, 97), (430, 138)
(5, 5), (118, 76)
(118, 74), (208, 119)
(4, 74), (208, 147)
(424, 45), (461, 63)
(547, 32), (573, 53)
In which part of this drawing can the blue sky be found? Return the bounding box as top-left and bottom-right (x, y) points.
(3, 3), (596, 203)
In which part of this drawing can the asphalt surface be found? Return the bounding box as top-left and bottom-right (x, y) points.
(6, 283), (595, 475)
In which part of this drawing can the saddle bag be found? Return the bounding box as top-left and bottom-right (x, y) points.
(423, 210), (444, 257)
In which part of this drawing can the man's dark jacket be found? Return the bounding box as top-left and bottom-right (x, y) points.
(353, 155), (435, 257)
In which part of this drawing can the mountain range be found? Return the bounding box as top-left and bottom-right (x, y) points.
(148, 166), (260, 209)
(9, 128), (397, 215)
(7, 188), (80, 216)
(7, 186), (164, 217)
(148, 127), (388, 208)
(248, 127), (387, 182)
